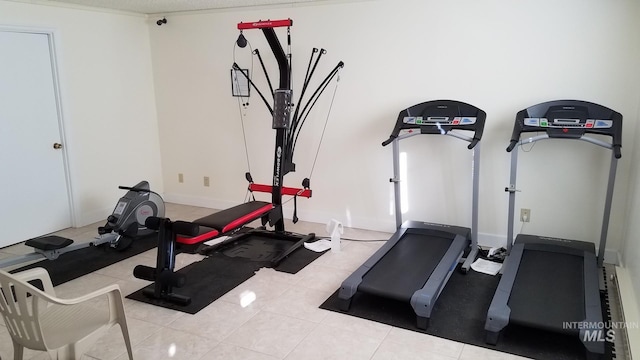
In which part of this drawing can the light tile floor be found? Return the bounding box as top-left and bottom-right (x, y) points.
(0, 203), (535, 360)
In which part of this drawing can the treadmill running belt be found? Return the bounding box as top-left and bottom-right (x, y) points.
(359, 232), (453, 302)
(509, 249), (585, 333)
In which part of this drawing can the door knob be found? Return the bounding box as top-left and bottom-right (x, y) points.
(53, 143), (63, 149)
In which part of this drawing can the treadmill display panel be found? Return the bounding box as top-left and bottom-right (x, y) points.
(523, 117), (613, 129)
(383, 100), (486, 149)
(507, 100), (622, 158)
(403, 116), (477, 126)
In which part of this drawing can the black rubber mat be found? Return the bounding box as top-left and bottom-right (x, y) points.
(11, 235), (158, 286)
(320, 266), (613, 360)
(127, 245), (327, 314)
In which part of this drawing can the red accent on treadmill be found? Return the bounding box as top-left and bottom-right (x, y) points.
(248, 183), (312, 198)
(221, 203), (273, 233)
(563, 128), (569, 133)
(176, 228), (219, 245)
(237, 19), (293, 30)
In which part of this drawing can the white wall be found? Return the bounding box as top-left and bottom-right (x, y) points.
(0, 0), (163, 226)
(151, 0), (640, 258)
(619, 16), (640, 353)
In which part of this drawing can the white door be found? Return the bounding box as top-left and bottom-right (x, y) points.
(0, 30), (72, 247)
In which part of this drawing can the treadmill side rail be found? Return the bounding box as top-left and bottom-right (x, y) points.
(411, 234), (467, 329)
(581, 252), (605, 355)
(485, 243), (524, 343)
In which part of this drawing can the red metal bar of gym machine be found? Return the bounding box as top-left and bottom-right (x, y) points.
(237, 19), (292, 30)
(249, 183), (312, 198)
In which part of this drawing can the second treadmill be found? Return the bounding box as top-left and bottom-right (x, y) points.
(485, 100), (622, 359)
(338, 99), (486, 329)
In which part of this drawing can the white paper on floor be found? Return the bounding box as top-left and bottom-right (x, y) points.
(470, 258), (502, 276)
(304, 239), (332, 252)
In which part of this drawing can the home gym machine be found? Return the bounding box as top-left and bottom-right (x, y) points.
(133, 19), (344, 305)
(484, 100), (622, 359)
(176, 19), (343, 265)
(0, 181), (165, 268)
(338, 100), (485, 329)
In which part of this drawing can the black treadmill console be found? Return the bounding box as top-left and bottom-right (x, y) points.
(382, 100), (486, 149)
(507, 100), (622, 158)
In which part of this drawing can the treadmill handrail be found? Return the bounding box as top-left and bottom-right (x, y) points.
(393, 129), (475, 144)
(511, 134), (615, 152)
(507, 99), (622, 158)
(384, 99), (486, 150)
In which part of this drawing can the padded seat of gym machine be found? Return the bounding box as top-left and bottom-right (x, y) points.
(176, 201), (272, 245)
(195, 201), (272, 232)
(25, 235), (74, 250)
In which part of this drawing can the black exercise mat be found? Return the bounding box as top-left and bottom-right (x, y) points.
(12, 235), (158, 286)
(127, 254), (260, 314)
(127, 246), (327, 314)
(320, 268), (613, 360)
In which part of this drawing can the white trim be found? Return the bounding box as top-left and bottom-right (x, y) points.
(0, 26), (76, 228)
(146, 0), (378, 16)
(614, 266), (640, 359)
(47, 29), (77, 228)
(2, 0), (145, 17)
(163, 193), (622, 264)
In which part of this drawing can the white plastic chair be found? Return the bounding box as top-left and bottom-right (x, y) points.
(0, 267), (133, 359)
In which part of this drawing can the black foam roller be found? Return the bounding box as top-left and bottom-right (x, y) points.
(173, 221), (199, 237)
(133, 265), (156, 281)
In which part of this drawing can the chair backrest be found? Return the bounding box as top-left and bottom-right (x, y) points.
(0, 270), (48, 351)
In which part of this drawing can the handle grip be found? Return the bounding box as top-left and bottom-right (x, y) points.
(382, 136), (396, 147)
(468, 138), (480, 150)
(506, 140), (518, 152)
(118, 186), (148, 193)
(614, 145), (622, 159)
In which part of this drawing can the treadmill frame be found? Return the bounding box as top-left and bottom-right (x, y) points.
(486, 100), (621, 356)
(339, 100), (484, 329)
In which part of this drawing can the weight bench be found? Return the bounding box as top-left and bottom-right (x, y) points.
(175, 180), (312, 247)
(176, 201), (273, 245)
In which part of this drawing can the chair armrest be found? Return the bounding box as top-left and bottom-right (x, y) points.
(42, 284), (123, 306)
(12, 267), (56, 296)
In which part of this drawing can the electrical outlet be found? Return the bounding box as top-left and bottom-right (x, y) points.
(204, 176), (210, 187)
(178, 173), (184, 183)
(520, 208), (531, 222)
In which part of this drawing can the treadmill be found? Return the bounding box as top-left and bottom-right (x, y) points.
(485, 100), (622, 359)
(338, 99), (486, 329)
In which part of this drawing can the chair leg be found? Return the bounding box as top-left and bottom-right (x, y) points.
(11, 339), (23, 360)
(119, 322), (134, 359)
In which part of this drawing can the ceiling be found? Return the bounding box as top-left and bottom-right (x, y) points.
(43, 0), (331, 14)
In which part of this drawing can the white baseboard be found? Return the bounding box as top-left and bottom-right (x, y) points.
(74, 206), (112, 227)
(163, 193), (621, 265)
(163, 193), (238, 211)
(162, 193), (400, 233)
(614, 266), (640, 359)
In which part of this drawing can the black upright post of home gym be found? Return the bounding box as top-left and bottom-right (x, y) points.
(232, 19), (316, 265)
(261, 22), (292, 233)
